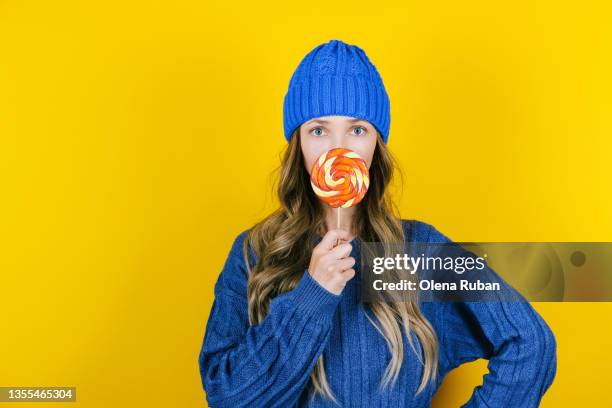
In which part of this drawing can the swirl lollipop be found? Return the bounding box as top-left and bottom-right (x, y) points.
(310, 147), (370, 229)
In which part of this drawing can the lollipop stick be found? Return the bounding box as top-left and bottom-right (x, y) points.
(333, 207), (341, 248)
(330, 207), (339, 248)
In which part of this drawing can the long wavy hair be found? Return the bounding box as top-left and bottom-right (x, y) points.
(242, 128), (438, 403)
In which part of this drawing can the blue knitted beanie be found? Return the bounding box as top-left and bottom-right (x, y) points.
(283, 39), (391, 143)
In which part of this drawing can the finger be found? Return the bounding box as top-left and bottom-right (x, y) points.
(331, 237), (349, 249)
(327, 242), (353, 260)
(325, 258), (354, 274)
(337, 256), (356, 271)
(341, 268), (356, 280)
(319, 229), (353, 251)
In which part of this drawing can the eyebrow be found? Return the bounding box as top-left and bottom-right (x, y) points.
(304, 118), (367, 125)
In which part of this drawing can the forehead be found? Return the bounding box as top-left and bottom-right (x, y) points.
(302, 115), (371, 126)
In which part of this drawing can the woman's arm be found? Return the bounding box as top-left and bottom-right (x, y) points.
(442, 300), (557, 407)
(198, 231), (342, 408)
(422, 223), (557, 407)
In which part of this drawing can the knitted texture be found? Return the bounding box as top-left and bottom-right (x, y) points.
(283, 39), (391, 143)
(198, 220), (557, 407)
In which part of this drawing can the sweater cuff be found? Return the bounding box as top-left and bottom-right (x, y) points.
(290, 270), (342, 324)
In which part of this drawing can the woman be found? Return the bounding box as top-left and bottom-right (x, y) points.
(198, 39), (557, 407)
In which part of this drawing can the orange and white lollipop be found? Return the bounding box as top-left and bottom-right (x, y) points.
(310, 147), (370, 209)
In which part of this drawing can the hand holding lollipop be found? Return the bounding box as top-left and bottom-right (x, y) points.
(307, 147), (368, 289)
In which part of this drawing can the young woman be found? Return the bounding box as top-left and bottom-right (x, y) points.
(198, 39), (557, 407)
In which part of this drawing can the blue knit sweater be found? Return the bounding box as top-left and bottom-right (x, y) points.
(198, 220), (557, 407)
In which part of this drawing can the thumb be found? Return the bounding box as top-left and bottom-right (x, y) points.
(319, 228), (352, 251)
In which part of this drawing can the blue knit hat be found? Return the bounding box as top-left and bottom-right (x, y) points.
(283, 39), (391, 143)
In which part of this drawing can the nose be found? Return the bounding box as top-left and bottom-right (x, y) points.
(329, 131), (347, 150)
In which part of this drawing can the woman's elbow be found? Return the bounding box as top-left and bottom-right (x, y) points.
(527, 317), (557, 388)
(198, 351), (219, 396)
(198, 351), (244, 406)
(541, 322), (557, 385)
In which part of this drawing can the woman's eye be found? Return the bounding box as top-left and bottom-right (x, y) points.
(353, 126), (367, 135)
(311, 127), (324, 137)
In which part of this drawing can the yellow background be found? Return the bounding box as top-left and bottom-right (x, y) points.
(1, 1), (611, 406)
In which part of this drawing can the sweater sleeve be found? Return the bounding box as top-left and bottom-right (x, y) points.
(424, 223), (557, 407)
(198, 230), (342, 408)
